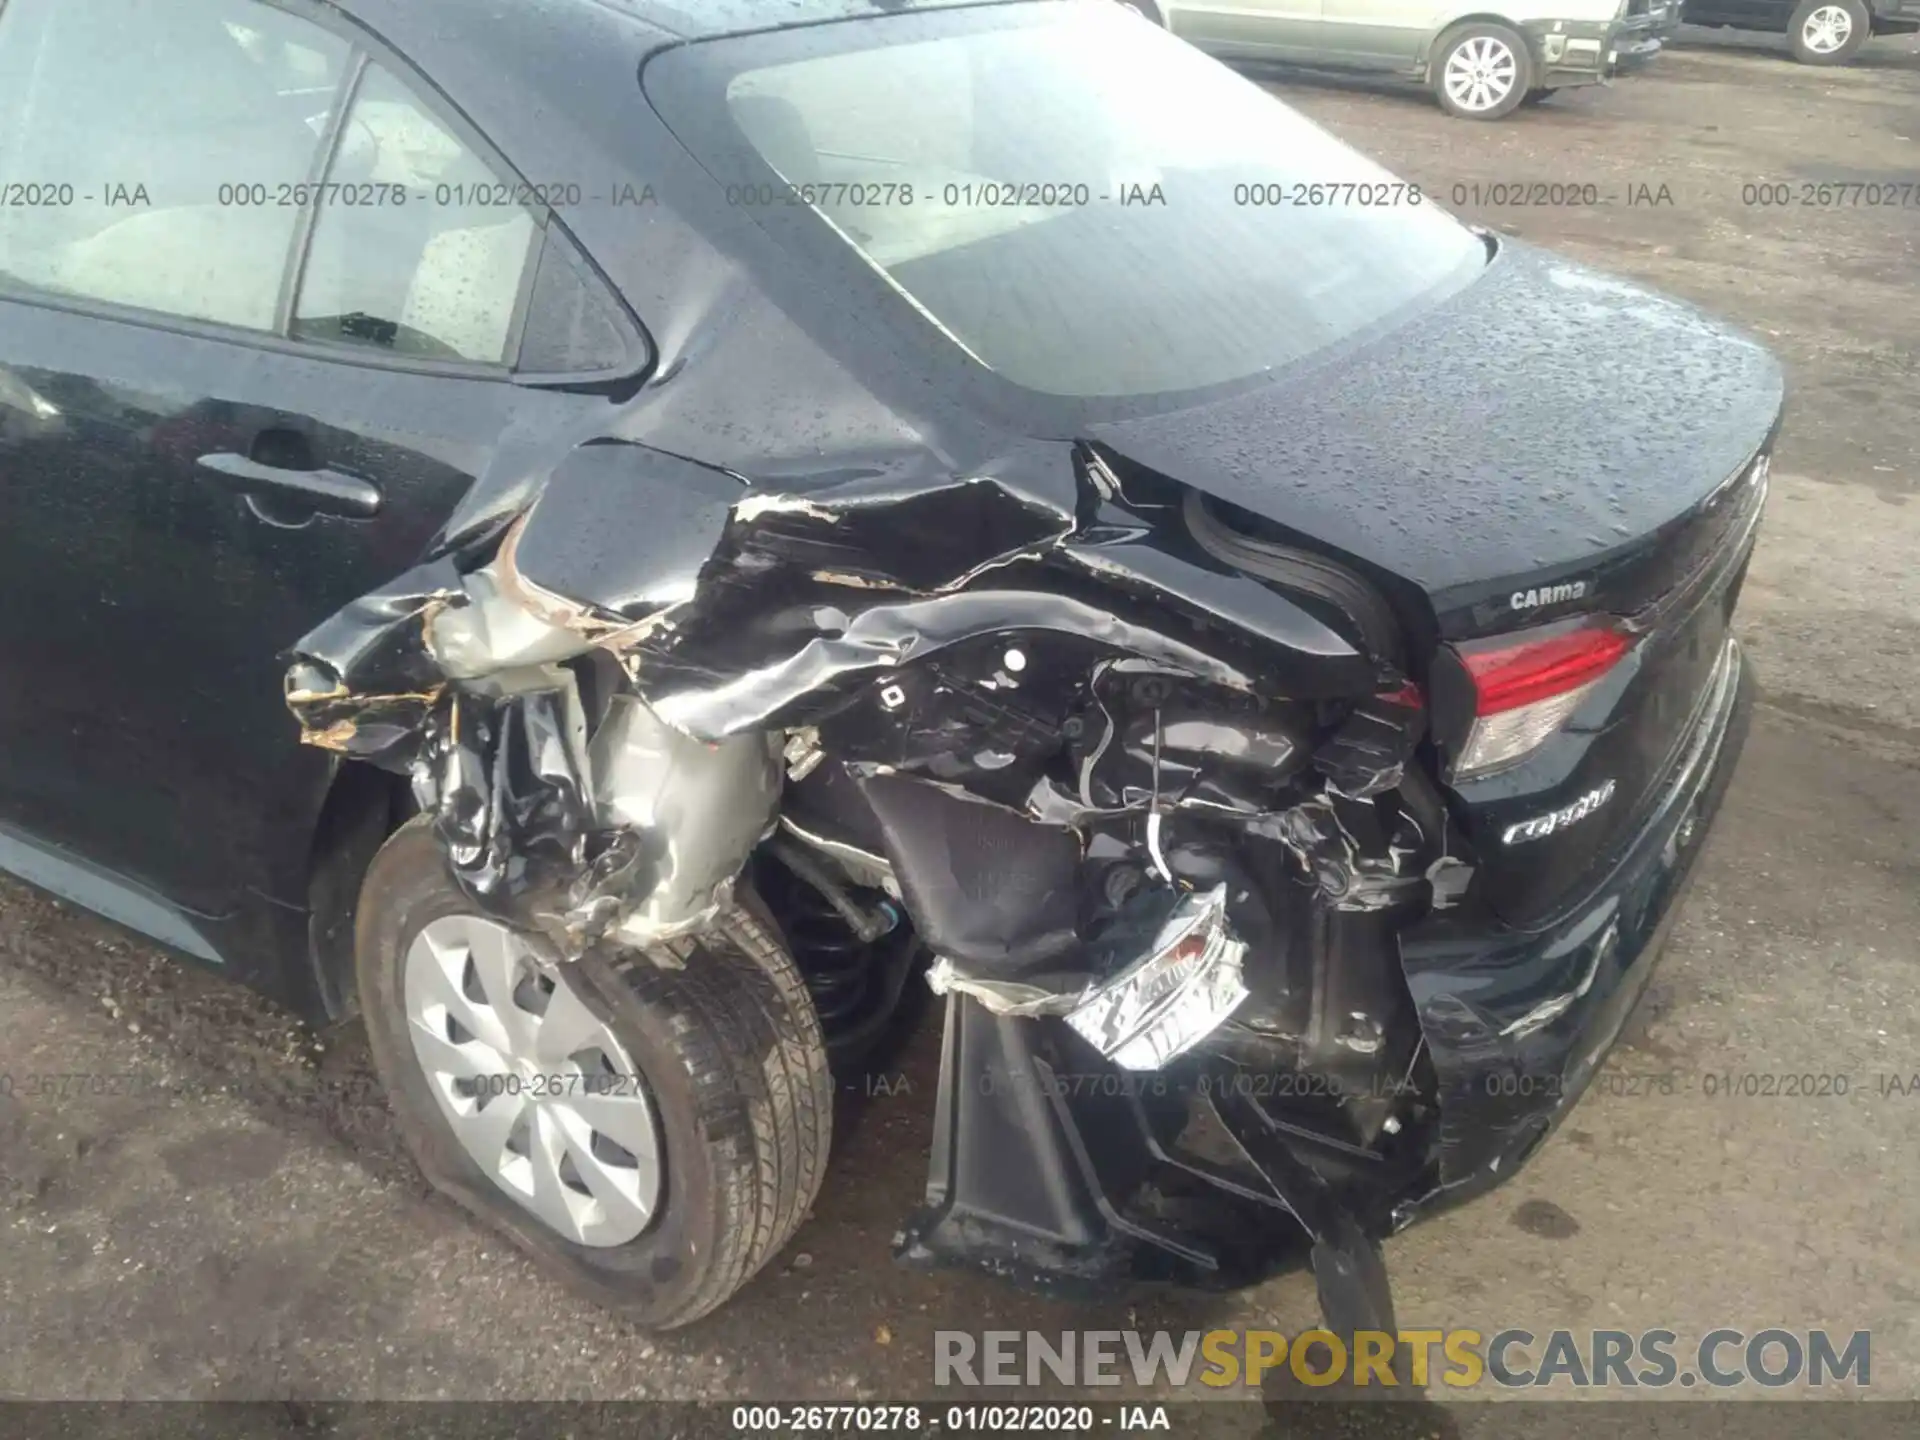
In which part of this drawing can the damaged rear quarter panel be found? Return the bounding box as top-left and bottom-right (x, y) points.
(282, 428), (1396, 962)
(272, 2), (1455, 1267)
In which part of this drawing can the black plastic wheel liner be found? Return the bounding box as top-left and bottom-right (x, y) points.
(856, 770), (1082, 975)
(897, 992), (1407, 1331)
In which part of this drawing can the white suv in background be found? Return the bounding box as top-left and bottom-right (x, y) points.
(1119, 0), (1674, 118)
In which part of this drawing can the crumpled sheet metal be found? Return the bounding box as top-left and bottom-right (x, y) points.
(589, 695), (783, 947)
(396, 664), (780, 955)
(926, 885), (1251, 1071)
(605, 469), (1344, 740)
(288, 440), (1372, 759)
(646, 587), (1258, 740)
(282, 554), (470, 764)
(416, 668), (643, 953)
(281, 437), (1409, 956)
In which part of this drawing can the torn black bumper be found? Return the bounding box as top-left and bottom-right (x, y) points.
(1520, 19), (1632, 87)
(1613, 3), (1680, 70)
(1393, 636), (1752, 1224)
(897, 640), (1753, 1311)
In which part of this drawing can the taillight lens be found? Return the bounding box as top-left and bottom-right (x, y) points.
(1454, 622), (1632, 778)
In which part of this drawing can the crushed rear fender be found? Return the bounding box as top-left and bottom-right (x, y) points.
(284, 433), (1633, 1333)
(282, 439), (1389, 955)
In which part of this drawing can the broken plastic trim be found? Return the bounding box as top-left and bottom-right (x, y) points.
(1064, 886), (1250, 1070)
(927, 885), (1250, 1071)
(284, 438), (1396, 960)
(402, 661), (781, 955)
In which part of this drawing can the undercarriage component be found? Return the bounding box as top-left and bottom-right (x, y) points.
(899, 992), (1411, 1326)
(897, 996), (1193, 1296)
(1215, 1086), (1400, 1338)
(751, 842), (924, 1070)
(764, 833), (895, 945)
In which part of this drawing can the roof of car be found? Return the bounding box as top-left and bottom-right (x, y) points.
(613, 0), (1035, 41)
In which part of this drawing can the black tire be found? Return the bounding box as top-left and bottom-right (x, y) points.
(1521, 86), (1559, 106)
(1431, 23), (1534, 120)
(355, 818), (832, 1328)
(1788, 0), (1870, 62)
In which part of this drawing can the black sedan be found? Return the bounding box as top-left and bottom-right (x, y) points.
(0, 0), (1779, 1333)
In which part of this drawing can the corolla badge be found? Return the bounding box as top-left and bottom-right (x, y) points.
(1502, 779), (1617, 845)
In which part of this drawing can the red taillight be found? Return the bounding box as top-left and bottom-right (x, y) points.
(1453, 622), (1632, 778)
(1464, 625), (1632, 715)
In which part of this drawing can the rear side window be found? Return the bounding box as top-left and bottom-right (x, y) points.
(0, 0), (349, 330)
(294, 64), (537, 363)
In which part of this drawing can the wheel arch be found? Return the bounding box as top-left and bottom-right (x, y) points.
(305, 756), (414, 1023)
(1789, 0), (1872, 57)
(1418, 13), (1532, 73)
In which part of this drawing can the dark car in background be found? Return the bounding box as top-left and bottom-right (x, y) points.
(1684, 0), (1920, 61)
(0, 0), (1780, 1333)
(1619, 0), (1687, 67)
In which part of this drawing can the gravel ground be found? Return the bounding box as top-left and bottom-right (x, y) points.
(0, 28), (1917, 1420)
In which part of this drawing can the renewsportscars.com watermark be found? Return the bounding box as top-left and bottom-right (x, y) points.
(934, 1328), (1871, 1391)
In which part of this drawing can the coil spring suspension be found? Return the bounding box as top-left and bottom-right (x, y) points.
(754, 851), (912, 1061)
(798, 883), (897, 1037)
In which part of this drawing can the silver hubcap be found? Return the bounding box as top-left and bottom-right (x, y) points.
(1803, 4), (1852, 50)
(1444, 36), (1519, 112)
(403, 915), (661, 1247)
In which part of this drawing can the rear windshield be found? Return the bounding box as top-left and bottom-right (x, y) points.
(646, 3), (1485, 402)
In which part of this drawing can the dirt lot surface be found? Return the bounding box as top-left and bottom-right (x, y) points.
(2, 29), (1918, 1426)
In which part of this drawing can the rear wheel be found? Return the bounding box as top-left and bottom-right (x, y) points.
(355, 818), (831, 1328)
(1789, 0), (1869, 62)
(1432, 24), (1534, 120)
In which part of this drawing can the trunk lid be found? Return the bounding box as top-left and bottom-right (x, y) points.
(1086, 239), (1782, 923)
(1084, 238), (1783, 642)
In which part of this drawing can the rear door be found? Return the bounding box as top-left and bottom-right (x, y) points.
(0, 0), (638, 929)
